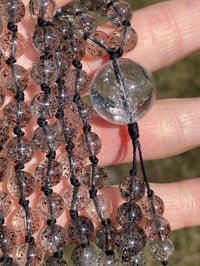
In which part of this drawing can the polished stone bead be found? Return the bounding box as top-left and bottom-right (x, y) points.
(0, 31), (26, 58)
(1, 65), (29, 93)
(68, 216), (94, 244)
(32, 26), (61, 52)
(90, 58), (156, 124)
(0, 191), (12, 217)
(145, 217), (171, 241)
(40, 225), (68, 252)
(119, 176), (145, 201)
(72, 13), (97, 37)
(0, 0), (25, 23)
(149, 238), (174, 262)
(116, 202), (143, 228)
(107, 1), (132, 26)
(29, 0), (57, 20)
(0, 226), (18, 254)
(7, 171), (35, 197)
(37, 192), (65, 219)
(32, 124), (62, 153)
(0, 157), (11, 182)
(0, 119), (9, 146)
(137, 195), (165, 219)
(16, 244), (44, 266)
(64, 185), (89, 210)
(31, 92), (58, 119)
(43, 256), (68, 266)
(86, 195), (113, 222)
(86, 31), (109, 57)
(76, 132), (102, 159)
(35, 159), (63, 187)
(122, 251), (146, 266)
(96, 225), (117, 251)
(6, 136), (34, 163)
(80, 164), (108, 189)
(109, 26), (138, 53)
(71, 244), (97, 266)
(3, 101), (32, 128)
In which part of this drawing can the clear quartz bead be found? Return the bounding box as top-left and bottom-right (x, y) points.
(0, 226), (18, 254)
(0, 192), (12, 217)
(86, 195), (113, 222)
(86, 31), (109, 57)
(145, 217), (171, 241)
(63, 185), (89, 210)
(0, 119), (9, 146)
(37, 192), (65, 219)
(90, 58), (156, 124)
(0, 64), (29, 93)
(116, 202), (143, 228)
(71, 244), (97, 266)
(29, 0), (57, 20)
(107, 1), (132, 26)
(72, 13), (97, 37)
(0, 31), (26, 58)
(3, 100), (32, 128)
(149, 239), (174, 263)
(0, 0), (25, 23)
(119, 176), (145, 201)
(68, 216), (94, 244)
(16, 244), (44, 266)
(7, 171), (35, 198)
(6, 136), (34, 163)
(0, 157), (11, 182)
(35, 159), (63, 187)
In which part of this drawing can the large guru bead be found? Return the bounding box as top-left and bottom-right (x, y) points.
(90, 58), (156, 124)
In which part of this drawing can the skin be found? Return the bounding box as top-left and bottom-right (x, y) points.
(14, 0), (200, 231)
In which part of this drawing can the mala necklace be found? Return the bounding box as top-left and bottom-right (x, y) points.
(0, 0), (174, 265)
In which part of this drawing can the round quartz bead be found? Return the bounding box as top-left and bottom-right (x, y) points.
(31, 92), (58, 119)
(3, 101), (32, 128)
(0, 0), (25, 23)
(0, 64), (29, 93)
(40, 224), (68, 252)
(57, 116), (78, 139)
(149, 239), (174, 263)
(0, 86), (5, 107)
(37, 192), (65, 219)
(35, 159), (63, 187)
(32, 26), (61, 52)
(76, 132), (102, 159)
(31, 58), (59, 85)
(90, 58), (156, 124)
(0, 119), (9, 146)
(96, 225), (117, 251)
(86, 31), (109, 57)
(0, 226), (18, 254)
(68, 37), (85, 61)
(0, 192), (12, 217)
(55, 43), (71, 76)
(97, 250), (120, 266)
(60, 2), (86, 24)
(72, 13), (97, 37)
(145, 217), (171, 241)
(138, 195), (165, 219)
(58, 153), (85, 179)
(0, 157), (11, 182)
(7, 171), (35, 197)
(115, 228), (146, 258)
(109, 27), (138, 53)
(65, 69), (91, 96)
(6, 136), (34, 163)
(86, 195), (113, 222)
(116, 202), (143, 228)
(16, 244), (44, 266)
(53, 19), (72, 39)
(71, 244), (97, 266)
(32, 124), (62, 153)
(43, 256), (68, 266)
(119, 176), (145, 201)
(12, 208), (41, 235)
(29, 0), (57, 20)
(68, 216), (94, 244)
(80, 164), (108, 189)
(107, 1), (132, 26)
(122, 251), (146, 266)
(63, 185), (89, 210)
(0, 31), (26, 58)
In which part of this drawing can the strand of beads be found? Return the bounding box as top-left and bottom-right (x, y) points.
(0, 1), (40, 265)
(29, 0), (68, 264)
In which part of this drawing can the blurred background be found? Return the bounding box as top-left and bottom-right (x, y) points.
(106, 0), (200, 265)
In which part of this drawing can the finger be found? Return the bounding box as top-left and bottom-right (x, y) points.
(102, 178), (200, 231)
(92, 98), (200, 166)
